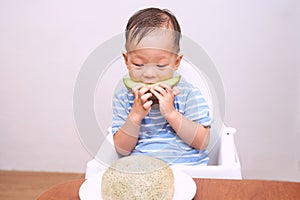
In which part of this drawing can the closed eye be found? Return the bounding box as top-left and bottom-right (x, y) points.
(157, 64), (167, 68)
(133, 63), (144, 67)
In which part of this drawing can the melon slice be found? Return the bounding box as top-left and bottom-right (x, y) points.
(123, 75), (181, 92)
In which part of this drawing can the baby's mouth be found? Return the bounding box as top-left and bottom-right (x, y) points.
(143, 81), (156, 85)
(141, 77), (159, 85)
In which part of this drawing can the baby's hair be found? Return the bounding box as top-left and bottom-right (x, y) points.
(125, 7), (182, 52)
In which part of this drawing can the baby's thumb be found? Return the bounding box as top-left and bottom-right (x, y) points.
(172, 86), (181, 96)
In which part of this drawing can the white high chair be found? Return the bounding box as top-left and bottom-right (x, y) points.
(85, 58), (242, 180)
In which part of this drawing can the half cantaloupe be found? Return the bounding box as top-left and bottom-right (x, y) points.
(101, 155), (174, 200)
(123, 75), (181, 92)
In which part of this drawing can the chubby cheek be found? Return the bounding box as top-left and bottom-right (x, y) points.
(157, 68), (175, 80)
(128, 69), (143, 82)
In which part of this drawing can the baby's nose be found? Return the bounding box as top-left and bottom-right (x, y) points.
(143, 65), (156, 77)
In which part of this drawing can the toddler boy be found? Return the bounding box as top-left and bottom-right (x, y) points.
(112, 7), (212, 165)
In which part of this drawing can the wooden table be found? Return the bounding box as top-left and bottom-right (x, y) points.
(37, 178), (300, 200)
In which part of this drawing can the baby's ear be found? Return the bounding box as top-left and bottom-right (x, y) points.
(174, 54), (183, 70)
(122, 52), (129, 67)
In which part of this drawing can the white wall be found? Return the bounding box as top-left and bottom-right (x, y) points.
(0, 0), (299, 181)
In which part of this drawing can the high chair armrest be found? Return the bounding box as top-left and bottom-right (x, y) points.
(219, 126), (240, 166)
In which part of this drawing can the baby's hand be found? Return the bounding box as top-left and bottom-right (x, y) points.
(150, 84), (176, 117)
(129, 85), (153, 124)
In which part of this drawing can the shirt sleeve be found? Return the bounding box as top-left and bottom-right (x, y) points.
(111, 89), (131, 135)
(183, 85), (212, 127)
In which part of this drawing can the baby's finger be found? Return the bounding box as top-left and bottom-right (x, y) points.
(139, 85), (151, 95)
(132, 85), (143, 93)
(143, 100), (153, 110)
(150, 88), (163, 100)
(133, 88), (139, 100)
(152, 85), (167, 96)
(159, 83), (172, 91)
(141, 92), (152, 102)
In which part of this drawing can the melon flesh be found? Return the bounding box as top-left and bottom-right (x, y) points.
(123, 75), (181, 92)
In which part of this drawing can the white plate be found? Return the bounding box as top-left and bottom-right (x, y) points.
(79, 169), (196, 200)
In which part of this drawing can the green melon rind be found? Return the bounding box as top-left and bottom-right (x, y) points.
(123, 75), (181, 92)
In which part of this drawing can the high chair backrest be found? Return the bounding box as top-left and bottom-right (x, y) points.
(94, 57), (221, 163)
(87, 57), (241, 179)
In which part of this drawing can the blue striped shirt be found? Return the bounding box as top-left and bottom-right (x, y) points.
(111, 76), (212, 166)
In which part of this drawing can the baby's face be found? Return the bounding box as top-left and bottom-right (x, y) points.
(123, 48), (181, 84)
(123, 30), (182, 83)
